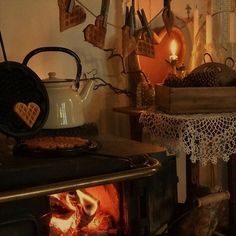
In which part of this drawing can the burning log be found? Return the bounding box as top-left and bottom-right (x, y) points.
(77, 203), (96, 228)
(88, 211), (113, 231)
(49, 192), (78, 236)
(49, 188), (118, 236)
(76, 189), (100, 228)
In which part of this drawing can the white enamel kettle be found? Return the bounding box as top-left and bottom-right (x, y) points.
(23, 47), (94, 129)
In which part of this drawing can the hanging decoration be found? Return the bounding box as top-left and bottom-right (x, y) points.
(58, 0), (86, 32)
(185, 4), (192, 20)
(81, 69), (134, 98)
(122, 5), (137, 57)
(83, 0), (110, 49)
(56, 0), (188, 101)
(135, 9), (156, 58)
(162, 0), (174, 35)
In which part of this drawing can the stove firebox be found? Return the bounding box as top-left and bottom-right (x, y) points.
(48, 184), (121, 235)
(0, 155), (177, 236)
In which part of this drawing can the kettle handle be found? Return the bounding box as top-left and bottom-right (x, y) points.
(22, 47), (82, 88)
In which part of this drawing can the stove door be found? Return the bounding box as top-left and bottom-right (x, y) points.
(0, 215), (40, 236)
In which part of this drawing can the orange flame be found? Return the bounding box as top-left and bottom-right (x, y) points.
(76, 189), (99, 216)
(48, 185), (119, 235)
(170, 40), (177, 55)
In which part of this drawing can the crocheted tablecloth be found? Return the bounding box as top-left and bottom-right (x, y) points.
(139, 110), (236, 165)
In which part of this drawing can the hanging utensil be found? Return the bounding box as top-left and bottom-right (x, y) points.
(0, 33), (49, 137)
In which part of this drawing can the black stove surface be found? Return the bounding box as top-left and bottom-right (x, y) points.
(0, 135), (165, 197)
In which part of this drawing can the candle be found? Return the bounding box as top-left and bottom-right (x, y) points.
(229, 11), (236, 43)
(206, 14), (213, 45)
(193, 6), (199, 43)
(170, 39), (178, 61)
(191, 5), (199, 70)
(169, 39), (178, 74)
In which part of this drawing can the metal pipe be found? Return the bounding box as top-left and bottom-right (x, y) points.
(0, 159), (160, 203)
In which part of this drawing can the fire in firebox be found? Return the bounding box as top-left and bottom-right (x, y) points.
(49, 184), (120, 236)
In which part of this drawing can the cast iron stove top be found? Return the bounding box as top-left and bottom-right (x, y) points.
(0, 135), (165, 203)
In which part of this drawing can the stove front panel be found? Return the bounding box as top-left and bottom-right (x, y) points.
(0, 197), (49, 236)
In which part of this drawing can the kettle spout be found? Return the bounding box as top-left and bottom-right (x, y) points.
(79, 79), (94, 105)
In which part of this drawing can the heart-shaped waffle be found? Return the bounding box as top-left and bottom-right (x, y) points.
(135, 31), (155, 58)
(122, 26), (137, 57)
(83, 15), (107, 49)
(14, 102), (40, 128)
(58, 0), (86, 32)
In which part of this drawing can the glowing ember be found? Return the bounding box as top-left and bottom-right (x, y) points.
(50, 214), (77, 235)
(49, 193), (78, 235)
(87, 211), (113, 231)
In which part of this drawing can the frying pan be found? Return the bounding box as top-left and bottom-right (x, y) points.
(0, 33), (49, 137)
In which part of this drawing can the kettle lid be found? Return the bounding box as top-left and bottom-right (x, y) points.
(43, 72), (74, 84)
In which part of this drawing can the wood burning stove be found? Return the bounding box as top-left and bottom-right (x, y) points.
(0, 135), (177, 236)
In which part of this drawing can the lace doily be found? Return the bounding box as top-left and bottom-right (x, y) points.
(139, 109), (236, 165)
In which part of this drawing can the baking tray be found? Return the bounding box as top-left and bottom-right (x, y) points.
(13, 140), (100, 158)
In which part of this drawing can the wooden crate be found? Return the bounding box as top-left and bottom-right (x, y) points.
(155, 85), (236, 114)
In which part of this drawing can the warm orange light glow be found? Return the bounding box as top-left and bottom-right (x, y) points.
(76, 190), (99, 216)
(87, 211), (113, 231)
(48, 184), (120, 235)
(170, 39), (178, 61)
(49, 193), (78, 235)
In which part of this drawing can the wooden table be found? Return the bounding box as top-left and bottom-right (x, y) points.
(114, 106), (198, 198)
(114, 106), (236, 235)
